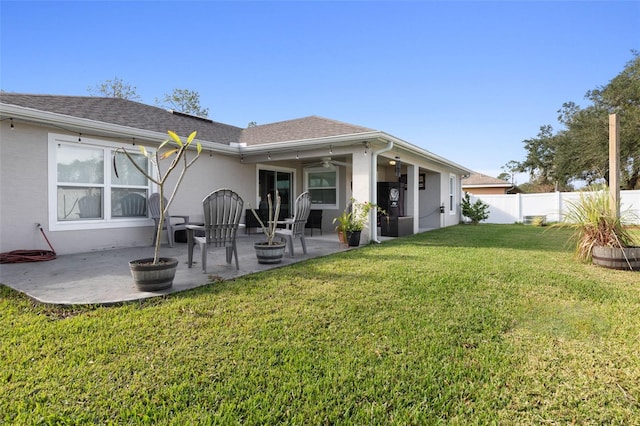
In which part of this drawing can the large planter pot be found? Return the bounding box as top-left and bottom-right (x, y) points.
(128, 257), (179, 291)
(254, 242), (286, 264)
(592, 246), (640, 271)
(346, 230), (362, 247)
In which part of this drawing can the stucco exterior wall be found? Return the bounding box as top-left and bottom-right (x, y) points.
(420, 171), (442, 229)
(1, 118), (469, 254)
(366, 152), (465, 230)
(393, 150), (462, 229)
(0, 122), (255, 255)
(165, 152), (255, 225)
(0, 121), (54, 252)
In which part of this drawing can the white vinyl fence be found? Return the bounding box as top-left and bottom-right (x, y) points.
(468, 190), (640, 224)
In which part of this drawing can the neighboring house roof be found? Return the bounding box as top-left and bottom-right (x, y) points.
(462, 172), (512, 188)
(0, 93), (243, 145)
(239, 116), (375, 145)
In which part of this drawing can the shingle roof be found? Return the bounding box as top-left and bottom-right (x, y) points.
(239, 115), (376, 146)
(1, 94), (379, 147)
(2, 92), (473, 175)
(0, 93), (243, 145)
(462, 172), (511, 187)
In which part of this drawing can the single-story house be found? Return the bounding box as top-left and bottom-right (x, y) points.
(462, 172), (517, 195)
(0, 93), (471, 255)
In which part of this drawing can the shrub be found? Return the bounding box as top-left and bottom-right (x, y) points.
(461, 192), (489, 224)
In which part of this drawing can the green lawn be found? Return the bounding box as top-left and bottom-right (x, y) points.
(2, 224), (639, 424)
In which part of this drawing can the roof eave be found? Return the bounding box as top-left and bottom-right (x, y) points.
(2, 102), (474, 172)
(240, 130), (472, 175)
(379, 132), (473, 175)
(239, 131), (383, 153)
(0, 103), (239, 154)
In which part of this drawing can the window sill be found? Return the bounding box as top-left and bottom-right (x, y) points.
(49, 218), (154, 232)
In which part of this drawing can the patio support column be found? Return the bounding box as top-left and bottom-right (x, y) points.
(370, 139), (394, 243)
(406, 164), (419, 233)
(352, 146), (372, 241)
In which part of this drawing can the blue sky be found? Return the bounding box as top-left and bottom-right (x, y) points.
(1, 1), (638, 182)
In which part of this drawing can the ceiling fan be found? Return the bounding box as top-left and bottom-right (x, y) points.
(303, 157), (349, 170)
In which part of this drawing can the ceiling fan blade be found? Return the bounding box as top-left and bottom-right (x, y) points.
(303, 157), (347, 169)
(322, 162), (336, 170)
(303, 162), (324, 169)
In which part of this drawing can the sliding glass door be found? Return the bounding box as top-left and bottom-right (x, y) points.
(258, 169), (293, 219)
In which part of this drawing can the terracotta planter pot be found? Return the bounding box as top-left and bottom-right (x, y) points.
(338, 231), (347, 244)
(128, 257), (179, 291)
(592, 246), (640, 271)
(254, 242), (286, 264)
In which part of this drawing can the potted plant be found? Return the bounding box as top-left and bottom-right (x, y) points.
(114, 130), (202, 290)
(557, 189), (639, 270)
(250, 191), (287, 264)
(332, 211), (351, 244)
(341, 198), (387, 247)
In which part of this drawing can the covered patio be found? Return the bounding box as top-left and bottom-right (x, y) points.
(0, 232), (359, 305)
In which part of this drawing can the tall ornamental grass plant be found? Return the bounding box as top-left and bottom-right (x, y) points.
(559, 189), (637, 261)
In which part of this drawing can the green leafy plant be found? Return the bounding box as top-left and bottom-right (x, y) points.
(249, 191), (282, 246)
(461, 192), (490, 224)
(332, 210), (352, 242)
(556, 189), (637, 261)
(332, 211), (351, 233)
(114, 130), (201, 264)
(342, 198), (387, 233)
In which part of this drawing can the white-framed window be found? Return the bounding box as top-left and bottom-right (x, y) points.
(48, 133), (154, 231)
(449, 174), (456, 214)
(304, 167), (339, 209)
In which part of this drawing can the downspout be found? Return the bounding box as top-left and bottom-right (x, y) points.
(369, 139), (394, 243)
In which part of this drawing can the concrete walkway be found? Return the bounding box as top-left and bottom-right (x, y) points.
(0, 233), (352, 305)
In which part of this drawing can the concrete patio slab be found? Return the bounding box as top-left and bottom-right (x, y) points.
(0, 233), (352, 305)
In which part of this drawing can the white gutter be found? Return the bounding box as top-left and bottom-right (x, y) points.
(238, 131), (383, 155)
(369, 138), (394, 243)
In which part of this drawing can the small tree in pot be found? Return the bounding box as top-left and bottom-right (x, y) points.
(250, 191), (287, 264)
(114, 130), (201, 289)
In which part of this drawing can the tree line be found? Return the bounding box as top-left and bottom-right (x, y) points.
(87, 77), (209, 118)
(505, 51), (639, 192)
